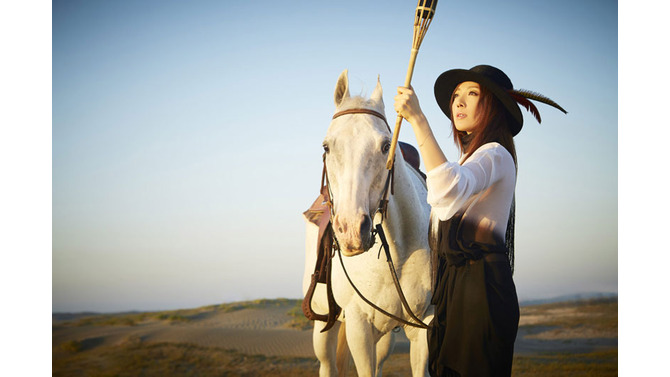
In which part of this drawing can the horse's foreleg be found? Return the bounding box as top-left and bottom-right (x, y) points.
(345, 317), (378, 377)
(336, 321), (350, 377)
(314, 320), (342, 377)
(404, 312), (434, 377)
(375, 330), (396, 376)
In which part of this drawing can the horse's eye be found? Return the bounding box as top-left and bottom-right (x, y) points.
(323, 143), (330, 153)
(382, 141), (391, 154)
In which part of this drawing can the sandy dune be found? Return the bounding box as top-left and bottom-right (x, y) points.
(53, 298), (617, 359)
(53, 301), (317, 357)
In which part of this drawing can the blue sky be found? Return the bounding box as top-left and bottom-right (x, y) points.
(46, 0), (620, 313)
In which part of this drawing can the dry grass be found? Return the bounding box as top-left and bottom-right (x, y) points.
(512, 349), (618, 377)
(53, 341), (617, 377)
(520, 298), (617, 328)
(285, 302), (314, 330)
(58, 310), (199, 327)
(350, 349), (618, 376)
(519, 298), (617, 340)
(53, 341), (319, 377)
(53, 297), (617, 376)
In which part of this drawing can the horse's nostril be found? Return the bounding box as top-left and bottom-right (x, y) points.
(360, 215), (372, 235)
(334, 215), (346, 233)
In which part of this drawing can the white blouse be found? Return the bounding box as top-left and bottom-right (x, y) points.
(426, 142), (516, 243)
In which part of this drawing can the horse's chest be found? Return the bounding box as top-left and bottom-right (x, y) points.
(330, 249), (431, 317)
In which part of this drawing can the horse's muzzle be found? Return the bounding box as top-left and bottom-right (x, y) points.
(334, 214), (374, 256)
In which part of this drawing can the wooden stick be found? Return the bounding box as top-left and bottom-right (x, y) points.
(386, 48), (419, 170)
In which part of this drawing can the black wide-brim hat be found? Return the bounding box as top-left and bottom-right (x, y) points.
(434, 65), (567, 136)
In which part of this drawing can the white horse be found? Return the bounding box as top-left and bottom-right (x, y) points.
(303, 70), (433, 377)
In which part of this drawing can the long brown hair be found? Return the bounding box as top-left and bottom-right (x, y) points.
(450, 83), (518, 272)
(450, 84), (517, 167)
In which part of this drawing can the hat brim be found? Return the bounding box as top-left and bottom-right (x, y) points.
(434, 69), (524, 136)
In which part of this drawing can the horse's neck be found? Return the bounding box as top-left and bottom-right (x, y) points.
(383, 160), (429, 257)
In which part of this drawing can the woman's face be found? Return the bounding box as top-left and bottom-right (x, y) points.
(451, 81), (481, 134)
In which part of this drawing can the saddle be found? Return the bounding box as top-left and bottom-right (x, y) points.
(398, 141), (426, 180)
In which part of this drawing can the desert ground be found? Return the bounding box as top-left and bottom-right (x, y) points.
(53, 297), (617, 376)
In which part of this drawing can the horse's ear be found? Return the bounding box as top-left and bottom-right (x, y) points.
(334, 69), (350, 107)
(370, 75), (383, 106)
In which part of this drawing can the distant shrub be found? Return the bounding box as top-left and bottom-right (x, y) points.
(220, 303), (248, 313)
(60, 340), (82, 353)
(75, 317), (95, 326)
(167, 314), (190, 324)
(119, 335), (143, 349)
(286, 301), (313, 330)
(98, 317), (136, 326)
(73, 314), (143, 327)
(150, 312), (192, 323)
(218, 298), (301, 313)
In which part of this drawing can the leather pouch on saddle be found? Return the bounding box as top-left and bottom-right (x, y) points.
(302, 182), (341, 332)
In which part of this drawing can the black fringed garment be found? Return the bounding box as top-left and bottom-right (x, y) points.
(428, 212), (519, 377)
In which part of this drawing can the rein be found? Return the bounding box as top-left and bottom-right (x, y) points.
(326, 108), (430, 330)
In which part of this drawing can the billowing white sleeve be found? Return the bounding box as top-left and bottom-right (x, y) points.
(425, 143), (515, 221)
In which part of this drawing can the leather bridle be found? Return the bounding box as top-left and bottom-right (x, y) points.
(329, 108), (395, 225)
(324, 108), (430, 330)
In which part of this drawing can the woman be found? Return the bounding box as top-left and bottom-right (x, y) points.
(394, 65), (566, 376)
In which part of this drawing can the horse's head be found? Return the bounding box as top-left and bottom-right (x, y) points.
(323, 70), (393, 257)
